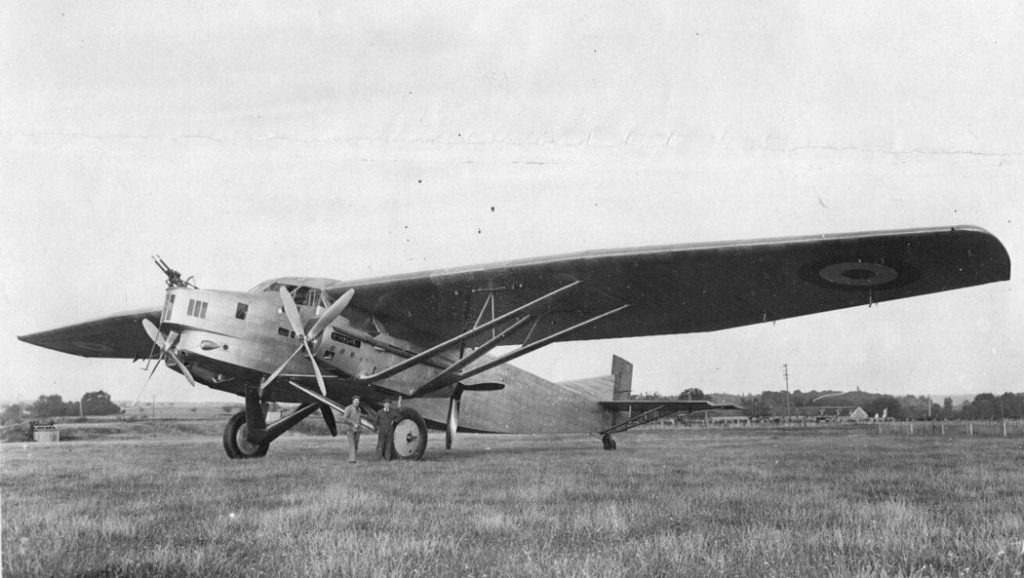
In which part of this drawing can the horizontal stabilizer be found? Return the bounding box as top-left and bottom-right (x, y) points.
(599, 399), (742, 412)
(599, 399), (743, 436)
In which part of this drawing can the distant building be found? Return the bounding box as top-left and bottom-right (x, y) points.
(845, 407), (869, 422)
(32, 424), (60, 442)
(710, 415), (750, 427)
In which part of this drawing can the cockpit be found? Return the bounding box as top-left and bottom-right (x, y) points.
(250, 280), (329, 309)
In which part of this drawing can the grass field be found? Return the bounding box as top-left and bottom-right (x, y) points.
(2, 427), (1023, 577)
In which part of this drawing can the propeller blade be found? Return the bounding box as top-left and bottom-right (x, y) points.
(261, 345), (304, 393)
(279, 286), (306, 339)
(143, 357), (162, 386)
(165, 349), (197, 387)
(143, 328), (176, 385)
(303, 340), (328, 396)
(141, 319), (164, 348)
(141, 320), (194, 386)
(320, 405), (338, 437)
(446, 393), (461, 451)
(308, 289), (354, 338)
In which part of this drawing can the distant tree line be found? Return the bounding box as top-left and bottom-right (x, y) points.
(955, 393), (1024, 420)
(635, 389), (1024, 421)
(1, 391), (122, 424)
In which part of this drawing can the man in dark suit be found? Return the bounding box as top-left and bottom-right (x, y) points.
(375, 399), (400, 461)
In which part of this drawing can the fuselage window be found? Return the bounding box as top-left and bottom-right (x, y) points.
(236, 303), (248, 320)
(163, 294), (175, 322)
(187, 299), (209, 319)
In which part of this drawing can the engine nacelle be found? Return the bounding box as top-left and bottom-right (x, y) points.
(315, 328), (371, 379)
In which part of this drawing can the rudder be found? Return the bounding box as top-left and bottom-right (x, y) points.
(612, 355), (632, 401)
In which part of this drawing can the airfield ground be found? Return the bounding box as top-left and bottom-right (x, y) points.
(2, 420), (1022, 577)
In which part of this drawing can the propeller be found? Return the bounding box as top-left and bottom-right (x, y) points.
(446, 386), (463, 451)
(142, 328), (176, 386)
(261, 287), (355, 396)
(320, 405), (338, 437)
(141, 318), (197, 387)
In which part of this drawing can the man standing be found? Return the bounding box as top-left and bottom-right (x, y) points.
(375, 399), (400, 461)
(341, 396), (363, 464)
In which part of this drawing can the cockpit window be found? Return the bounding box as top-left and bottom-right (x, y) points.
(293, 287), (321, 308)
(252, 282), (296, 294)
(250, 282), (324, 308)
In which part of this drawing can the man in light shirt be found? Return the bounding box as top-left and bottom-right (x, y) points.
(341, 396), (364, 464)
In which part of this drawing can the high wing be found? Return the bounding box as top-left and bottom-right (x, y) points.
(329, 226), (1010, 346)
(18, 226), (1010, 359)
(18, 308), (162, 358)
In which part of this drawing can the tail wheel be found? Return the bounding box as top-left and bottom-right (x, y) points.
(392, 407), (428, 460)
(602, 433), (617, 450)
(223, 411), (269, 459)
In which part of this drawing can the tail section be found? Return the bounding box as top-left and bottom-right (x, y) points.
(554, 355), (634, 400)
(611, 355), (632, 400)
(410, 354), (634, 434)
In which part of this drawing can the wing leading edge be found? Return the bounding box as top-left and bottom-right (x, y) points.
(17, 308), (162, 359)
(328, 226), (1010, 345)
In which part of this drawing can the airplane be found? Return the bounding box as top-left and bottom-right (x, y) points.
(17, 225), (1010, 460)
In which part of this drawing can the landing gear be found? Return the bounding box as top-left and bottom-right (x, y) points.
(221, 398), (323, 459)
(223, 411), (270, 459)
(391, 407), (428, 460)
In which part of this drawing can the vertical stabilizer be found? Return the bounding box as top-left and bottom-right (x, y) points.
(612, 355), (632, 400)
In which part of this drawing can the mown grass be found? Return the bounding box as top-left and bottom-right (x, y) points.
(2, 428), (1023, 577)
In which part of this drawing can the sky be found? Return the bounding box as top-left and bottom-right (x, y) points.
(1, 1), (1021, 406)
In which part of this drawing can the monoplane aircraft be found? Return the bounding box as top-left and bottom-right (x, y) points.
(18, 226), (1010, 459)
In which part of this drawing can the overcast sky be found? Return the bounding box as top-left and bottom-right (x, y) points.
(2, 1), (1021, 406)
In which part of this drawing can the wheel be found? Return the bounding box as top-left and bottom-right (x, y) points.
(391, 407), (428, 460)
(222, 411), (269, 459)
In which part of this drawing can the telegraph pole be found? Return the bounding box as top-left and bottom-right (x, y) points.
(783, 363), (791, 424)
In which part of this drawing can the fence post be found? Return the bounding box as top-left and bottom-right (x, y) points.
(969, 423), (973, 436)
(909, 423), (914, 436)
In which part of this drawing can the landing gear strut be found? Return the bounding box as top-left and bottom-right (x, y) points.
(221, 385), (324, 459)
(223, 411), (269, 458)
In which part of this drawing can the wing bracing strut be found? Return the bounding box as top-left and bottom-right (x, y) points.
(351, 280), (585, 386)
(411, 303), (630, 397)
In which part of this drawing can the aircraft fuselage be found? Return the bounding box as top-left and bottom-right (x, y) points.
(153, 280), (617, 435)
(159, 282), (453, 398)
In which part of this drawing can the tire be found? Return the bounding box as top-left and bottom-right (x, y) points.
(391, 407), (428, 460)
(222, 411), (269, 459)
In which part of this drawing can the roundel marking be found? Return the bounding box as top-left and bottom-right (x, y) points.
(818, 262), (899, 287)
